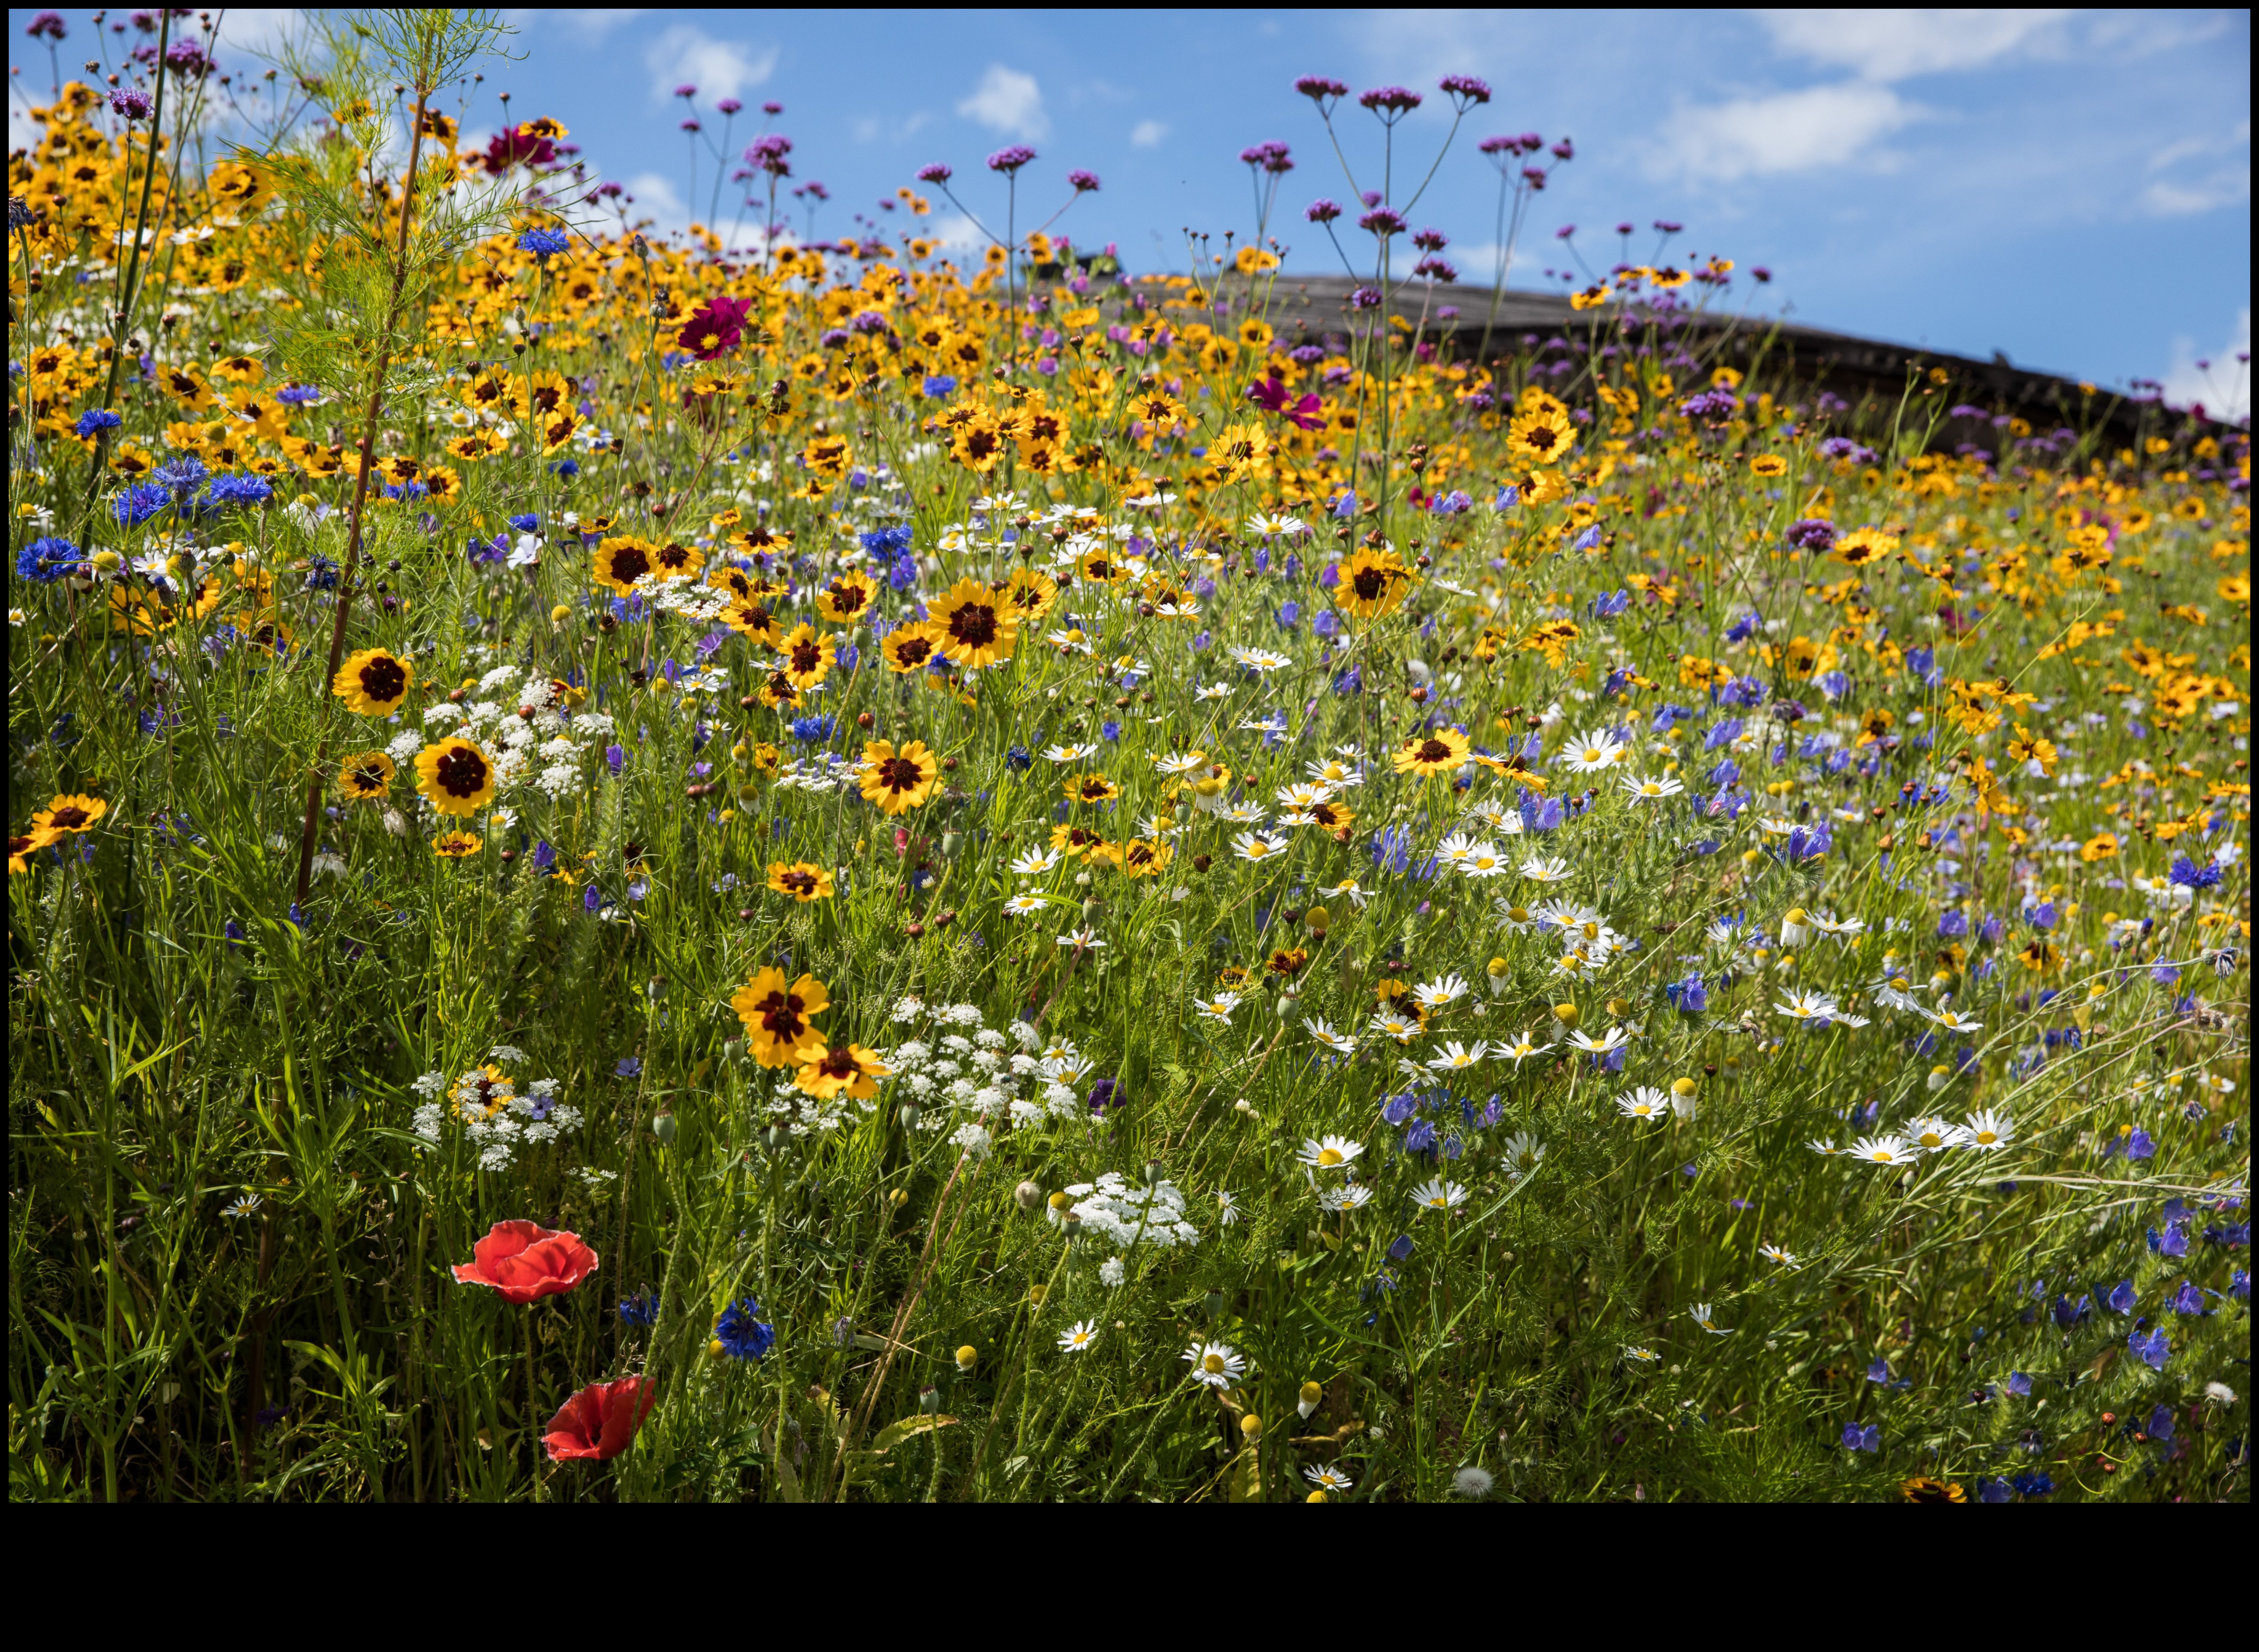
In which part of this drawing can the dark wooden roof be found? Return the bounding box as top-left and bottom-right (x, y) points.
(1264, 274), (2206, 452)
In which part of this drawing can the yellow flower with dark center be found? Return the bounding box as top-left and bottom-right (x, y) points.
(1208, 421), (1273, 484)
(1237, 318), (1273, 349)
(1750, 453), (1788, 477)
(11, 828), (60, 875)
(723, 595), (780, 644)
(33, 794), (107, 834)
(1065, 773), (1120, 805)
(998, 566), (1058, 622)
(758, 669), (803, 710)
(1118, 838), (1173, 878)
(446, 430), (508, 462)
(1129, 390), (1188, 434)
(949, 418), (1007, 473)
(1051, 822), (1108, 860)
(881, 623), (942, 673)
(338, 751), (396, 801)
(926, 578), (1019, 668)
(793, 1042), (889, 1099)
(651, 539), (704, 578)
(767, 861), (835, 902)
(1835, 528), (1899, 567)
(592, 536), (656, 593)
(816, 568), (877, 624)
(858, 739), (941, 815)
(731, 524), (795, 556)
(776, 623), (837, 689)
(730, 966), (830, 1067)
(1268, 946), (1310, 977)
(1391, 727), (1472, 777)
(1305, 799), (1355, 833)
(433, 830), (483, 858)
(1507, 405), (1575, 466)
(1334, 546), (1414, 620)
(414, 738), (496, 817)
(333, 647), (414, 714)
(1897, 1477), (1965, 1504)
(1078, 549), (1128, 585)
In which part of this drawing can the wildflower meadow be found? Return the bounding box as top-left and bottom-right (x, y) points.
(8, 10), (2250, 1503)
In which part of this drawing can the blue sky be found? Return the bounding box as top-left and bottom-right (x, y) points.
(13, 7), (2252, 416)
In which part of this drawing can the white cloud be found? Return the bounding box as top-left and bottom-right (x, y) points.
(925, 211), (988, 256)
(1129, 119), (1170, 149)
(2159, 308), (2251, 420)
(2142, 119), (2250, 217)
(547, 9), (647, 44)
(956, 65), (1048, 140)
(644, 24), (778, 105)
(1653, 83), (1922, 182)
(210, 9), (311, 63)
(1756, 8), (2068, 81)
(621, 171), (690, 231)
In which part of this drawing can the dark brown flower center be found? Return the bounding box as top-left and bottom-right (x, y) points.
(892, 634), (934, 668)
(782, 871), (816, 894)
(1417, 738), (1451, 764)
(48, 807), (90, 830)
(435, 747), (489, 798)
(826, 580), (867, 614)
(879, 756), (925, 791)
(359, 655), (407, 703)
(1352, 568), (1388, 599)
(609, 546), (651, 584)
(947, 603), (1000, 647)
(790, 640), (824, 673)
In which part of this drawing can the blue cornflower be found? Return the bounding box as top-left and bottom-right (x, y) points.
(517, 227), (571, 260)
(74, 407), (123, 438)
(16, 537), (80, 582)
(205, 473), (273, 509)
(1385, 1233), (1414, 1262)
(113, 481), (173, 527)
(509, 513), (541, 533)
(1004, 744), (1032, 772)
(1977, 1476), (2014, 1503)
(1100, 719), (1121, 742)
(618, 1290), (659, 1328)
(153, 455), (209, 498)
(789, 714), (835, 743)
(2169, 854), (2221, 889)
(2010, 1471), (2054, 1497)
(858, 524), (913, 559)
(714, 1298), (775, 1360)
(920, 374), (958, 398)
(614, 1055), (642, 1077)
(1841, 1422), (1880, 1453)
(276, 383), (322, 405)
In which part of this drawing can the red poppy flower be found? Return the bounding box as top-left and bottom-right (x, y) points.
(450, 1219), (599, 1304)
(1247, 374), (1324, 431)
(679, 295), (754, 361)
(543, 1376), (657, 1462)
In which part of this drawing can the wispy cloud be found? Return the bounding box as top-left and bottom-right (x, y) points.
(956, 65), (1048, 140)
(2141, 119), (2250, 217)
(1130, 119), (1170, 150)
(644, 24), (778, 105)
(2159, 307), (2251, 418)
(1755, 8), (2069, 81)
(1651, 83), (1923, 182)
(548, 9), (647, 45)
